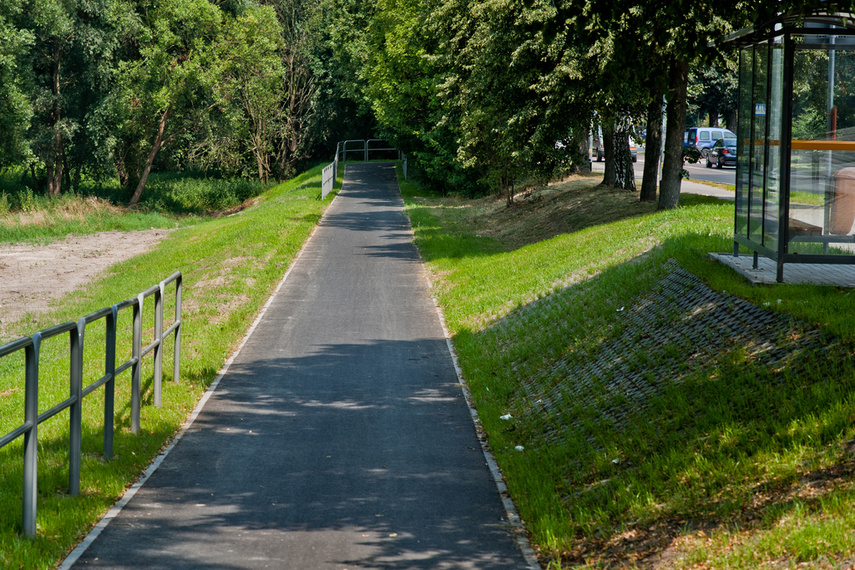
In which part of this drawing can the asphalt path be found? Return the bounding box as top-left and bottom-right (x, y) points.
(67, 162), (533, 569)
(591, 150), (736, 185)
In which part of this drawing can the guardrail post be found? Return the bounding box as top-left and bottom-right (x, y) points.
(23, 336), (39, 537)
(173, 276), (182, 384)
(69, 322), (83, 496)
(364, 140), (369, 162)
(104, 307), (117, 460)
(132, 297), (142, 434)
(154, 282), (164, 406)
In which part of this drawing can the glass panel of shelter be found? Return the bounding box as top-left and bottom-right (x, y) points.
(735, 46), (752, 244)
(750, 43), (768, 246)
(788, 32), (855, 257)
(765, 42), (784, 253)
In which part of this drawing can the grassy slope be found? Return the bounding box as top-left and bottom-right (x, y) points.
(0, 165), (331, 569)
(401, 171), (855, 569)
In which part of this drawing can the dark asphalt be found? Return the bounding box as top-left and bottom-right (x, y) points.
(69, 163), (531, 569)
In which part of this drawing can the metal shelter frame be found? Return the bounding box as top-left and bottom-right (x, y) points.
(726, 11), (855, 282)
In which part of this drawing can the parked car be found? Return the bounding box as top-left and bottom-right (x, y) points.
(686, 127), (736, 158)
(591, 127), (638, 162)
(706, 138), (738, 168)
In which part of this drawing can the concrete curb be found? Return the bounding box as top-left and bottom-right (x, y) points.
(397, 165), (542, 569)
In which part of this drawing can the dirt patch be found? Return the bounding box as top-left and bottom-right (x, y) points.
(0, 229), (171, 340)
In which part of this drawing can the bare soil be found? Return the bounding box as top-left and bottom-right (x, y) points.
(0, 229), (171, 339)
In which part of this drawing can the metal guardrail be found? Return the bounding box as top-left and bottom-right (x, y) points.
(0, 271), (182, 537)
(322, 140), (407, 198)
(337, 139), (398, 163)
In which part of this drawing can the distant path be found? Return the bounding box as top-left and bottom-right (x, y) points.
(68, 163), (533, 569)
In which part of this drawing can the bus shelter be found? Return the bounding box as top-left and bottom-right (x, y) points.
(726, 12), (855, 282)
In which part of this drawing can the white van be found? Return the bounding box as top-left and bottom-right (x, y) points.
(685, 127), (736, 158)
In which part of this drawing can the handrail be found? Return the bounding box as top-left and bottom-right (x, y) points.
(0, 271), (182, 537)
(325, 140), (407, 195)
(742, 139), (855, 151)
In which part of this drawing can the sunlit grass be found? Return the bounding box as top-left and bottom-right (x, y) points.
(400, 168), (855, 569)
(0, 170), (276, 244)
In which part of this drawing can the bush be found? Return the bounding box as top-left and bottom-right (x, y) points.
(0, 168), (271, 216)
(140, 173), (271, 213)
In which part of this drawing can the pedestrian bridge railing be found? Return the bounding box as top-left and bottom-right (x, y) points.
(321, 139), (407, 199)
(0, 271), (182, 537)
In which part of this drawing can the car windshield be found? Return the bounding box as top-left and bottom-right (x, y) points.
(723, 132), (736, 139)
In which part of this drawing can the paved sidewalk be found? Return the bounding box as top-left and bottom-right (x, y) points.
(68, 163), (533, 569)
(680, 179), (734, 201)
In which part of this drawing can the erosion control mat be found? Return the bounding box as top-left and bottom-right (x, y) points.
(517, 262), (831, 448)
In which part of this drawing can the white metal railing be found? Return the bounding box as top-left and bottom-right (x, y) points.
(322, 162), (335, 199)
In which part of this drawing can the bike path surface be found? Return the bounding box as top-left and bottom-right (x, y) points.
(70, 162), (531, 569)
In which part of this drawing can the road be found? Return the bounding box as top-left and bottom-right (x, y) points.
(591, 150), (736, 186)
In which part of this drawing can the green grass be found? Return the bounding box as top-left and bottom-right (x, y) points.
(0, 164), (332, 569)
(399, 168), (855, 569)
(0, 170), (274, 244)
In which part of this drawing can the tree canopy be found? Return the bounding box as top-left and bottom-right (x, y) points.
(2, 0), (843, 206)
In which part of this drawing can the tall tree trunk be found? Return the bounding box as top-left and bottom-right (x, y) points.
(72, 163), (82, 192)
(725, 108), (737, 131)
(613, 115), (635, 191)
(129, 106), (171, 205)
(503, 170), (514, 206)
(571, 121), (591, 174)
(641, 96), (664, 202)
(47, 58), (64, 196)
(30, 164), (40, 193)
(602, 121), (616, 186)
(659, 58), (689, 210)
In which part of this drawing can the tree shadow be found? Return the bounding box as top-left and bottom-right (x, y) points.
(71, 338), (526, 569)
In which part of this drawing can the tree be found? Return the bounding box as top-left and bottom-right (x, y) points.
(0, 0), (33, 169)
(640, 97), (664, 203)
(585, 0), (747, 209)
(659, 57), (690, 209)
(114, 0), (224, 204)
(688, 61), (739, 129)
(442, 0), (575, 200)
(16, 0), (121, 194)
(264, 0), (317, 179)
(307, 0), (378, 150)
(191, 4), (285, 181)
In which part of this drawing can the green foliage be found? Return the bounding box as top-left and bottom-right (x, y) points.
(140, 172), (270, 213)
(14, 0), (130, 195)
(688, 60), (739, 129)
(198, 0), (318, 182)
(0, 0), (333, 204)
(0, 3), (33, 168)
(0, 168), (271, 244)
